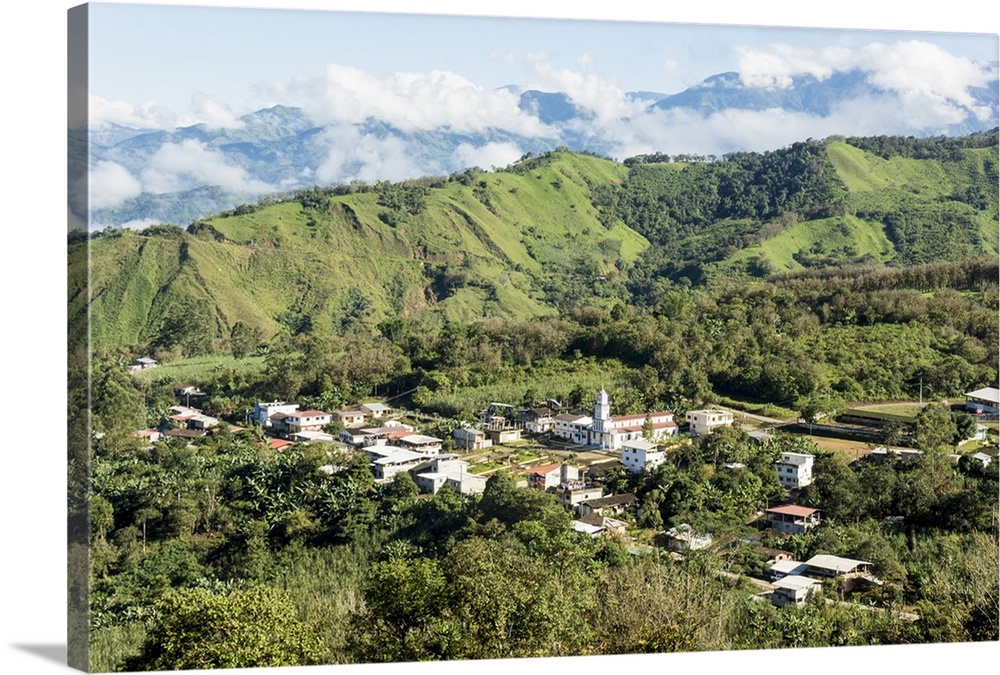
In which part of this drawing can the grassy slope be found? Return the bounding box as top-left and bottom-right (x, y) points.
(722, 142), (997, 273)
(82, 152), (649, 350)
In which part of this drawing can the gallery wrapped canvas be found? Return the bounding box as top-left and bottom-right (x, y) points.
(67, 1), (999, 673)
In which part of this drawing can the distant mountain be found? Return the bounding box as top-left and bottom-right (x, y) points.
(73, 134), (998, 353)
(83, 69), (999, 228)
(649, 70), (879, 116)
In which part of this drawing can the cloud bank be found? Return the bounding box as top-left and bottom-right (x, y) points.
(86, 39), (997, 226)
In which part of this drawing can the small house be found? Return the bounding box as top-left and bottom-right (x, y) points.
(620, 438), (665, 474)
(359, 402), (392, 418)
(776, 452), (814, 488)
(488, 427), (522, 445)
(771, 575), (822, 607)
(765, 504), (821, 535)
(578, 493), (636, 517)
(526, 463), (564, 490)
(685, 409), (734, 435)
(453, 427), (492, 451)
(397, 434), (443, 455)
(128, 357), (158, 372)
(335, 409), (368, 428)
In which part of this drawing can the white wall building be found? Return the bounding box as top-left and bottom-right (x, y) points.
(776, 451), (815, 488)
(685, 409), (734, 435)
(620, 438), (666, 474)
(282, 410), (333, 434)
(554, 390), (678, 451)
(397, 434), (443, 455)
(414, 456), (487, 495)
(453, 427), (492, 450)
(553, 413), (593, 445)
(252, 401), (299, 427)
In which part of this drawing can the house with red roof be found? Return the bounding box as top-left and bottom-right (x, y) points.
(765, 504), (821, 535)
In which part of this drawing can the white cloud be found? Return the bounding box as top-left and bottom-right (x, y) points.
(734, 40), (996, 127)
(736, 44), (852, 88)
(315, 126), (426, 184)
(141, 139), (272, 194)
(88, 94), (189, 130)
(294, 63), (551, 136)
(191, 93), (246, 131)
(452, 142), (525, 170)
(528, 57), (643, 124)
(88, 160), (143, 210)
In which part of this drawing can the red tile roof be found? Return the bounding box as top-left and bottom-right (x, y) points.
(528, 462), (562, 476)
(766, 504), (820, 517)
(611, 411), (673, 423)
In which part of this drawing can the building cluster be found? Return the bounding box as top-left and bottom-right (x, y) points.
(523, 461), (636, 538)
(766, 553), (878, 607)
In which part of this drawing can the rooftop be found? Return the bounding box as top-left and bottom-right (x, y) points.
(965, 387), (1000, 404)
(528, 462), (563, 476)
(773, 575), (822, 591)
(804, 554), (871, 574)
(766, 504), (820, 518)
(581, 493), (636, 508)
(399, 434), (443, 445)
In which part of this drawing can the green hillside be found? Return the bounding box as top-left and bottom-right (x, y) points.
(73, 134), (999, 355)
(75, 152), (647, 353)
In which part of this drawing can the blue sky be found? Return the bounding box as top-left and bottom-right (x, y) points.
(76, 0), (998, 225)
(86, 1), (998, 129)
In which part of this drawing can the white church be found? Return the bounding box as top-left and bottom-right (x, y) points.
(553, 389), (678, 451)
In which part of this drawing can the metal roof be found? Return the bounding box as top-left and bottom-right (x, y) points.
(804, 554), (871, 574)
(965, 387), (1000, 404)
(773, 575), (821, 591)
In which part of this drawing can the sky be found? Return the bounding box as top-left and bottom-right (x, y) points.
(74, 0), (1000, 227)
(85, 1), (998, 132)
(2, 2), (1000, 675)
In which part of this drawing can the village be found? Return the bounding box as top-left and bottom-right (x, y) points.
(127, 355), (999, 613)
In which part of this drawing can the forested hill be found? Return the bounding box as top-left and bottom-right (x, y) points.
(70, 131), (999, 355)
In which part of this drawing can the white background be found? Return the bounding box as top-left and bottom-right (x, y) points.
(1, 1), (997, 674)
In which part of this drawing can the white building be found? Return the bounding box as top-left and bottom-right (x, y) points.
(397, 434), (443, 455)
(554, 390), (678, 450)
(965, 387), (1000, 414)
(252, 401), (299, 427)
(620, 438), (666, 474)
(282, 410), (333, 434)
(553, 413), (593, 445)
(685, 409), (734, 435)
(370, 449), (431, 481)
(414, 456), (487, 495)
(453, 427), (492, 450)
(591, 389), (677, 450)
(776, 451), (815, 488)
(771, 575), (822, 607)
(360, 402), (392, 418)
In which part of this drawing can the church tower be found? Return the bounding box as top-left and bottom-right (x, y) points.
(592, 388), (611, 438)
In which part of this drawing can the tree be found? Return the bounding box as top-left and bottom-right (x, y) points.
(914, 403), (959, 452)
(125, 586), (325, 670)
(642, 414), (655, 441)
(230, 320), (264, 358)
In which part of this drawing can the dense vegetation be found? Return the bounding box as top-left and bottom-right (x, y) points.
(73, 131), (1000, 670)
(83, 368), (998, 670)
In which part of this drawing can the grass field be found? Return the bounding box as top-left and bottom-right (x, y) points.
(130, 355), (267, 386)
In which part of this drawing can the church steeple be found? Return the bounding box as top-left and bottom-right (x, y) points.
(593, 388), (611, 433)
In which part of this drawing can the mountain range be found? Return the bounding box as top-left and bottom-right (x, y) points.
(80, 69), (999, 229)
(70, 132), (999, 355)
